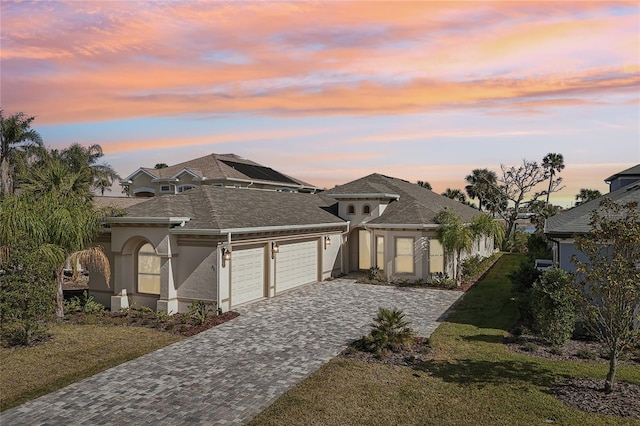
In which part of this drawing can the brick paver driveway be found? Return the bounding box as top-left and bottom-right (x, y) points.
(2, 279), (462, 425)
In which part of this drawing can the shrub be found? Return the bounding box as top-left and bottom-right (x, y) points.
(64, 291), (105, 315)
(509, 260), (542, 324)
(461, 255), (483, 281)
(430, 272), (456, 289)
(187, 300), (217, 325)
(531, 268), (575, 346)
(521, 342), (538, 352)
(358, 308), (414, 356)
(576, 349), (597, 360)
(366, 266), (382, 281)
(527, 233), (551, 260)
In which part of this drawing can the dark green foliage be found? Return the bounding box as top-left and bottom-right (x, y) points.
(526, 232), (551, 259)
(508, 260), (542, 324)
(531, 268), (575, 346)
(357, 308), (414, 356)
(63, 291), (105, 315)
(576, 349), (598, 360)
(366, 266), (381, 281)
(0, 244), (55, 346)
(187, 300), (217, 325)
(430, 272), (457, 289)
(461, 255), (483, 281)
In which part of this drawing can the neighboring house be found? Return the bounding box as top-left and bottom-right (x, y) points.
(91, 173), (494, 314)
(121, 153), (319, 197)
(545, 164), (640, 273)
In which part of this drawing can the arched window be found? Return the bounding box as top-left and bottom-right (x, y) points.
(363, 205), (371, 214)
(137, 243), (161, 295)
(347, 204), (355, 214)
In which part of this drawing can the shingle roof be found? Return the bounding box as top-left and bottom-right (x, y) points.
(93, 196), (149, 210)
(130, 153), (316, 188)
(604, 164), (640, 183)
(120, 186), (343, 231)
(545, 181), (640, 235)
(326, 173), (484, 225)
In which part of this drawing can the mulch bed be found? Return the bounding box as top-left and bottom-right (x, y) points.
(339, 337), (431, 367)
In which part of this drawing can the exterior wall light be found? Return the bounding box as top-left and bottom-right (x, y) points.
(324, 236), (331, 249)
(271, 242), (279, 259)
(221, 246), (231, 267)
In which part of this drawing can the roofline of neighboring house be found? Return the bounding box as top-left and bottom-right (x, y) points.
(170, 222), (348, 235)
(200, 176), (319, 190)
(106, 217), (191, 226)
(328, 193), (400, 200)
(122, 168), (158, 182)
(363, 223), (440, 230)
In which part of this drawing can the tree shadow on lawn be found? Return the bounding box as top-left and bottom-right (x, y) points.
(461, 333), (505, 344)
(415, 358), (559, 389)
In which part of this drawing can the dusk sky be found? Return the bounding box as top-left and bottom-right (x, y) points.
(2, 1), (639, 206)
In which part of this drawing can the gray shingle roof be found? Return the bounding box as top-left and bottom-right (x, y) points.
(133, 153), (316, 188)
(545, 181), (640, 235)
(121, 186), (343, 231)
(93, 196), (149, 210)
(326, 173), (484, 225)
(604, 164), (640, 183)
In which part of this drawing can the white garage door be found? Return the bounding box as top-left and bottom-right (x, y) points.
(231, 246), (265, 306)
(276, 240), (318, 293)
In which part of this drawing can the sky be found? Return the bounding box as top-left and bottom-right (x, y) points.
(1, 1), (639, 207)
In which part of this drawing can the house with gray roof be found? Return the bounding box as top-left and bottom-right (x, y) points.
(545, 164), (640, 272)
(121, 153), (318, 197)
(90, 173), (494, 314)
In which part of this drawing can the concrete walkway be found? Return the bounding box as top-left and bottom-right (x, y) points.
(2, 279), (462, 425)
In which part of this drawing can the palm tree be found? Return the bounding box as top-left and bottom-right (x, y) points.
(542, 153), (565, 205)
(575, 188), (602, 206)
(0, 110), (43, 196)
(465, 168), (498, 211)
(1, 153), (110, 319)
(441, 188), (467, 203)
(417, 180), (432, 190)
(470, 214), (505, 251)
(435, 209), (474, 286)
(155, 163), (169, 169)
(56, 143), (121, 195)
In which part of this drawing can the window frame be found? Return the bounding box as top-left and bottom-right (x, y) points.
(395, 236), (415, 274)
(363, 204), (371, 214)
(347, 204), (355, 215)
(376, 236), (385, 271)
(137, 242), (161, 295)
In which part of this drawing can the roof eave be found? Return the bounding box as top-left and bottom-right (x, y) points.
(107, 217), (191, 225)
(171, 222), (348, 235)
(329, 193), (400, 200)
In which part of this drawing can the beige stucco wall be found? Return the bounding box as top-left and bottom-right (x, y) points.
(321, 232), (343, 279)
(175, 241), (217, 311)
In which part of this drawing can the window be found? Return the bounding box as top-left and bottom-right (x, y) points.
(347, 204), (355, 215)
(177, 184), (195, 193)
(160, 185), (171, 193)
(429, 239), (444, 273)
(395, 237), (414, 274)
(363, 205), (371, 214)
(358, 230), (371, 270)
(137, 243), (161, 295)
(376, 236), (385, 270)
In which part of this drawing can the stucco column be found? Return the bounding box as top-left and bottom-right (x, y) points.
(157, 255), (179, 314)
(111, 253), (133, 311)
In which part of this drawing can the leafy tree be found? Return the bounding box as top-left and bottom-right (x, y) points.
(541, 153), (565, 206)
(155, 163), (169, 169)
(528, 200), (561, 233)
(465, 168), (498, 212)
(575, 188), (602, 206)
(531, 268), (575, 347)
(572, 198), (640, 393)
(0, 153), (111, 319)
(0, 110), (43, 196)
(436, 209), (474, 286)
(441, 188), (467, 203)
(496, 160), (549, 249)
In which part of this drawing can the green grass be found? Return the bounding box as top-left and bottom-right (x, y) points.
(0, 324), (182, 411)
(250, 254), (640, 426)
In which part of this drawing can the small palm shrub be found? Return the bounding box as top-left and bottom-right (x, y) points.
(358, 308), (414, 356)
(430, 272), (456, 289)
(187, 300), (217, 325)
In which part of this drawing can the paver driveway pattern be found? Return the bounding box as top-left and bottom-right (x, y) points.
(2, 279), (462, 425)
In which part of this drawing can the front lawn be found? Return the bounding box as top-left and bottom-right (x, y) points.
(0, 324), (182, 411)
(250, 254), (640, 426)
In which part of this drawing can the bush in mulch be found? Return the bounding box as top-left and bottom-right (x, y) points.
(552, 378), (640, 419)
(340, 337), (431, 367)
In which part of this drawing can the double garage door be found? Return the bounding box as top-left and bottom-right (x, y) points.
(230, 240), (318, 307)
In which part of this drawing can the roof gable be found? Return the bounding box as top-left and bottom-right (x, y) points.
(605, 163), (640, 183)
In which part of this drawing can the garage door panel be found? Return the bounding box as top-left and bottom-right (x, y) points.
(231, 247), (265, 306)
(276, 240), (318, 292)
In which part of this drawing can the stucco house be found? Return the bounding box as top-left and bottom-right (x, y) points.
(121, 153), (318, 197)
(91, 165), (494, 314)
(545, 164), (640, 272)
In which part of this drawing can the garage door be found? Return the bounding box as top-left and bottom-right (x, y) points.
(231, 246), (265, 306)
(276, 240), (318, 292)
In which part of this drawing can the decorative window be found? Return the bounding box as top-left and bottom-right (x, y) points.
(395, 237), (414, 274)
(137, 243), (161, 295)
(177, 184), (195, 193)
(160, 185), (171, 193)
(363, 205), (371, 214)
(347, 204), (355, 215)
(429, 239), (444, 274)
(358, 230), (371, 270)
(376, 236), (385, 271)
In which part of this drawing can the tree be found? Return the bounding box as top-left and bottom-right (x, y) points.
(470, 213), (505, 251)
(441, 188), (467, 203)
(496, 160), (549, 249)
(56, 143), (120, 195)
(416, 180), (432, 190)
(531, 268), (575, 347)
(572, 198), (640, 393)
(575, 188), (602, 206)
(542, 153), (565, 206)
(0, 153), (111, 319)
(436, 209), (474, 286)
(465, 168), (498, 212)
(155, 163), (169, 169)
(0, 110), (43, 196)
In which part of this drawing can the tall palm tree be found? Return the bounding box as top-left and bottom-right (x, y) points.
(542, 153), (565, 206)
(465, 168), (498, 211)
(435, 209), (474, 286)
(0, 110), (43, 196)
(417, 180), (432, 190)
(575, 188), (602, 206)
(1, 153), (110, 319)
(56, 143), (121, 195)
(441, 188), (467, 203)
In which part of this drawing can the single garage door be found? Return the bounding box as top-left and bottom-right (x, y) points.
(231, 246), (265, 306)
(276, 240), (318, 292)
